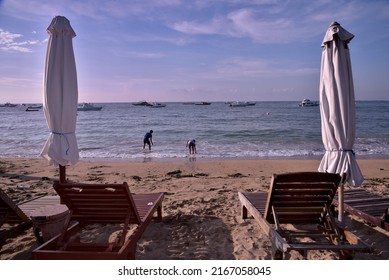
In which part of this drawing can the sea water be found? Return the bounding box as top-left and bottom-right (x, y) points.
(0, 101), (388, 161)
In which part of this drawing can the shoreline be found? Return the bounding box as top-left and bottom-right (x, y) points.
(1, 157), (388, 260)
(2, 152), (389, 164)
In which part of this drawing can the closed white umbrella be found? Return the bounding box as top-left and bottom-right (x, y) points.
(40, 16), (79, 182)
(318, 22), (364, 223)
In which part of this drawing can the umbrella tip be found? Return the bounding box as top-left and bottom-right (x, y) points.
(329, 21), (340, 27)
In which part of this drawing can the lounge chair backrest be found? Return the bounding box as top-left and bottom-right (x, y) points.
(264, 172), (341, 224)
(53, 182), (142, 225)
(0, 189), (30, 225)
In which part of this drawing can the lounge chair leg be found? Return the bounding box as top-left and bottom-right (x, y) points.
(272, 249), (283, 260)
(242, 205), (248, 219)
(339, 249), (354, 260)
(34, 227), (44, 244)
(128, 246), (136, 260)
(298, 250), (308, 259)
(157, 205), (162, 221)
(330, 204), (338, 217)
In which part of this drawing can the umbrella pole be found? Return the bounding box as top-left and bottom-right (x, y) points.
(59, 165), (66, 183)
(337, 174), (346, 227)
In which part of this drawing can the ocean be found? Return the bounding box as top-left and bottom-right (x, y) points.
(1, 101), (388, 161)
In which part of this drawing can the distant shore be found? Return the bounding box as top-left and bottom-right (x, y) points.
(1, 157), (388, 260)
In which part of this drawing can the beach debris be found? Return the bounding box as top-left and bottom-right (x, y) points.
(41, 176), (50, 181)
(17, 184), (31, 189)
(166, 170), (208, 178)
(194, 172), (209, 177)
(166, 170), (182, 176)
(132, 175), (142, 181)
(228, 173), (245, 178)
(167, 170), (186, 178)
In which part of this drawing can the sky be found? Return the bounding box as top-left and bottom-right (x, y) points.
(0, 0), (388, 103)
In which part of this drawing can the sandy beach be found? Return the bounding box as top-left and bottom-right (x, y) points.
(1, 157), (388, 260)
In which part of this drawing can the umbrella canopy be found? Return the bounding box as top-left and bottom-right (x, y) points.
(318, 22), (364, 224)
(40, 16), (79, 173)
(318, 21), (363, 187)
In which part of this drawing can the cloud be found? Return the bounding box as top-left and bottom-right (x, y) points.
(170, 0), (387, 43)
(2, 0), (183, 20)
(0, 29), (22, 44)
(201, 57), (318, 81)
(170, 8), (312, 43)
(123, 33), (195, 46)
(173, 17), (227, 35)
(0, 76), (39, 87)
(227, 9), (295, 42)
(0, 28), (40, 52)
(127, 51), (166, 59)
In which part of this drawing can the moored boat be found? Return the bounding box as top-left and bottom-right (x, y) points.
(194, 101), (211, 105)
(228, 101), (256, 107)
(77, 103), (103, 111)
(229, 101), (248, 107)
(132, 101), (151, 106)
(149, 102), (166, 108)
(299, 99), (319, 107)
(25, 105), (41, 111)
(25, 104), (42, 110)
(0, 102), (18, 107)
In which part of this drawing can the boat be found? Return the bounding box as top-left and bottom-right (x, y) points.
(228, 101), (256, 107)
(25, 104), (42, 111)
(299, 99), (319, 107)
(77, 103), (103, 111)
(149, 102), (166, 108)
(194, 101), (211, 105)
(0, 102), (18, 107)
(25, 106), (41, 112)
(229, 101), (248, 107)
(132, 101), (152, 106)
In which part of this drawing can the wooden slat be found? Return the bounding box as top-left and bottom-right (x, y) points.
(32, 183), (164, 260)
(238, 172), (370, 259)
(333, 188), (389, 230)
(18, 196), (61, 216)
(1, 190), (62, 243)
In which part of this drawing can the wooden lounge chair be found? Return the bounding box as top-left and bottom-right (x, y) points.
(238, 172), (370, 259)
(333, 189), (389, 231)
(0, 189), (60, 245)
(32, 182), (164, 260)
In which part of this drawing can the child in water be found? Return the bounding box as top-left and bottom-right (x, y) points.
(186, 139), (196, 154)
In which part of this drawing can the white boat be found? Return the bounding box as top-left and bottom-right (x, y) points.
(77, 103), (103, 111)
(229, 101), (248, 107)
(229, 101), (256, 107)
(149, 102), (166, 108)
(299, 99), (319, 107)
(194, 101), (211, 105)
(25, 105), (42, 112)
(25, 104), (42, 110)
